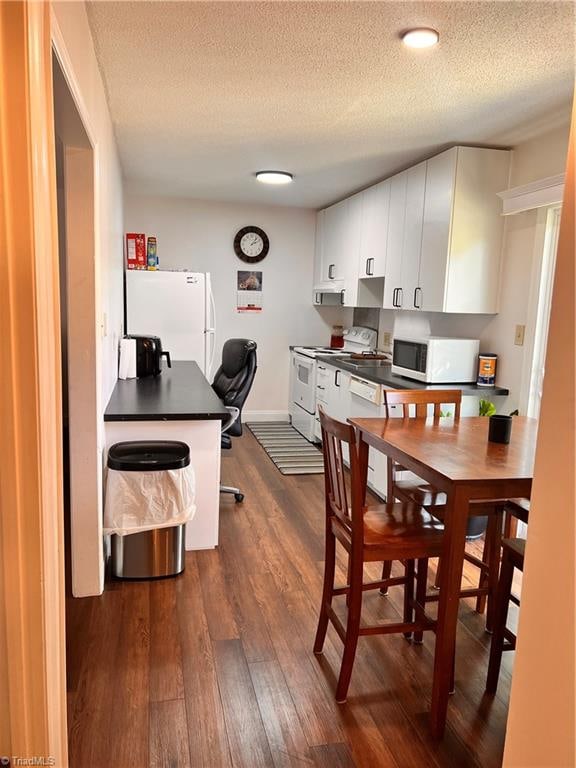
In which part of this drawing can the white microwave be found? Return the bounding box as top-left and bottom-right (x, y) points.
(392, 337), (480, 383)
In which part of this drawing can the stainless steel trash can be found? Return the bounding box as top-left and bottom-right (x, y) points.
(111, 524), (185, 579)
(107, 440), (190, 579)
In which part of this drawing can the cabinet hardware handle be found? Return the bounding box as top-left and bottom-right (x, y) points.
(318, 366), (326, 370)
(317, 386), (326, 390)
(340, 289), (345, 305)
(392, 287), (399, 307)
(335, 370), (340, 387)
(365, 258), (370, 276)
(397, 287), (403, 307)
(368, 258), (374, 276)
(328, 264), (335, 279)
(413, 286), (422, 309)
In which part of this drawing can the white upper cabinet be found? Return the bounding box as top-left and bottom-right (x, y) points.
(382, 171), (407, 309)
(322, 199), (348, 283)
(417, 147), (510, 313)
(417, 149), (457, 312)
(400, 162), (427, 309)
(358, 180), (390, 278)
(438, 147), (510, 313)
(341, 193), (362, 306)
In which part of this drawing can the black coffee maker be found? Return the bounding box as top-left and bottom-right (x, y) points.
(124, 335), (171, 377)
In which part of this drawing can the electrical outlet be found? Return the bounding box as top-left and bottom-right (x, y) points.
(514, 324), (525, 346)
(382, 332), (392, 350)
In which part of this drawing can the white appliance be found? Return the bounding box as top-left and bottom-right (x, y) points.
(290, 326), (377, 441)
(125, 271), (216, 378)
(391, 336), (480, 384)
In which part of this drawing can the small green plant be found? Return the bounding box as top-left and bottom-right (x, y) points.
(479, 399), (496, 417)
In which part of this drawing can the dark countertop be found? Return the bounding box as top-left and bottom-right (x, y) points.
(104, 361), (229, 422)
(316, 357), (509, 397)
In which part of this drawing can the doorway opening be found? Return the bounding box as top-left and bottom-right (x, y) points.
(52, 52), (103, 606)
(525, 205), (562, 420)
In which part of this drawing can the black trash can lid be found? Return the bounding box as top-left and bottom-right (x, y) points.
(107, 440), (190, 471)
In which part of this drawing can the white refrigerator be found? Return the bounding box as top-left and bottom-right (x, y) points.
(125, 271), (216, 378)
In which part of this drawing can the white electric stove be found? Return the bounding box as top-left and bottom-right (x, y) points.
(290, 327), (377, 441)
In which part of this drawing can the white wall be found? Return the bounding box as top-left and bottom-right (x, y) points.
(378, 122), (571, 413)
(124, 194), (345, 416)
(477, 122), (570, 413)
(52, 1), (124, 409)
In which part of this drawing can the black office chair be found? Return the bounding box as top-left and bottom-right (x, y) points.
(212, 338), (258, 503)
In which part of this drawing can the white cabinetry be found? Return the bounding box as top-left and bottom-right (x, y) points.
(358, 180), (390, 278)
(314, 146), (509, 313)
(382, 171), (407, 309)
(322, 200), (347, 283)
(313, 196), (362, 307)
(400, 162), (427, 309)
(418, 146), (510, 313)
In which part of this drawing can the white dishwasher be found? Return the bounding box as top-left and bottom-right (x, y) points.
(348, 376), (389, 499)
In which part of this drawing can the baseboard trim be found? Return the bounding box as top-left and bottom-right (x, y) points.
(244, 410), (290, 422)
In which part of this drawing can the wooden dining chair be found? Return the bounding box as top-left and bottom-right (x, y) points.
(380, 389), (505, 634)
(486, 497), (529, 692)
(313, 406), (444, 703)
(485, 539), (525, 692)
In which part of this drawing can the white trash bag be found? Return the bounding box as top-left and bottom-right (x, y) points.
(104, 464), (196, 536)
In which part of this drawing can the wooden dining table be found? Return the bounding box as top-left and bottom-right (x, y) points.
(348, 414), (538, 738)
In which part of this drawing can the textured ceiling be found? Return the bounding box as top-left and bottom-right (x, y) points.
(86, 1), (575, 208)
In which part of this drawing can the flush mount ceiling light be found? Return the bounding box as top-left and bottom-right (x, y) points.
(255, 171), (294, 185)
(401, 28), (439, 49)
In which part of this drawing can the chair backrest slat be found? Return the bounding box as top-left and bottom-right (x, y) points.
(384, 389), (462, 419)
(319, 407), (364, 536)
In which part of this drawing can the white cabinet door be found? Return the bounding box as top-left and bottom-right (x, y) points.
(418, 148), (457, 312)
(323, 200), (348, 283)
(382, 171), (407, 309)
(341, 193), (362, 306)
(358, 180), (390, 278)
(401, 162), (427, 310)
(313, 209), (325, 293)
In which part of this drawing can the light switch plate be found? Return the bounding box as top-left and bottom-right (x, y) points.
(382, 332), (392, 351)
(514, 324), (525, 346)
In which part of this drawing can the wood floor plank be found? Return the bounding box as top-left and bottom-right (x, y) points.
(150, 699), (191, 768)
(309, 743), (356, 768)
(150, 578), (185, 702)
(212, 639), (275, 768)
(196, 547), (239, 641)
(249, 660), (314, 767)
(67, 590), (124, 768)
(176, 555), (233, 768)
(107, 582), (151, 768)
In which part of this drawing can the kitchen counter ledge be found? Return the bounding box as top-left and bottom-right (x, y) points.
(104, 361), (228, 422)
(315, 357), (509, 397)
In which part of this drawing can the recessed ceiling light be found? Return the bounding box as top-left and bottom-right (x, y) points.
(401, 28), (439, 49)
(255, 171), (294, 185)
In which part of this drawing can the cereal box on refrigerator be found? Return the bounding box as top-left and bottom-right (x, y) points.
(126, 233), (146, 270)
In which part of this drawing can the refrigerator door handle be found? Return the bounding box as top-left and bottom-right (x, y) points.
(206, 284), (217, 379)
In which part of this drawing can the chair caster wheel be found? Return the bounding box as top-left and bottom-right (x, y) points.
(234, 493), (245, 503)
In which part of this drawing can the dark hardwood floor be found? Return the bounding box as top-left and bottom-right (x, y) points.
(66, 429), (519, 768)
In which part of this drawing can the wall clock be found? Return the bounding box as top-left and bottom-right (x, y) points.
(234, 226), (269, 263)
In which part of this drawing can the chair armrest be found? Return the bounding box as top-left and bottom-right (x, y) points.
(221, 406), (240, 435)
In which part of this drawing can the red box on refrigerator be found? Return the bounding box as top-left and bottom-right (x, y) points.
(126, 233), (146, 270)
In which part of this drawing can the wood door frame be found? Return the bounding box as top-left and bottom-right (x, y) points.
(0, 1), (67, 764)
